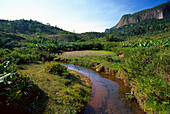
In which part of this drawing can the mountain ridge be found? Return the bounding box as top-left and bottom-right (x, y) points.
(106, 1), (170, 32)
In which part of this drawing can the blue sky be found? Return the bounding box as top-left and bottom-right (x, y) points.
(0, 0), (169, 33)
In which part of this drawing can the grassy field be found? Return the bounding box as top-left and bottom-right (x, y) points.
(18, 62), (91, 113)
(57, 50), (124, 69)
(59, 50), (115, 58)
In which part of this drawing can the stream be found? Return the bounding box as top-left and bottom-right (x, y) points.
(66, 64), (144, 114)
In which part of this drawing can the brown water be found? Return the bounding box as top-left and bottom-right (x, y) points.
(67, 64), (143, 114)
(66, 64), (144, 114)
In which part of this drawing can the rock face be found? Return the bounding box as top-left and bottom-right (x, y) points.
(109, 1), (170, 30)
(116, 10), (164, 28)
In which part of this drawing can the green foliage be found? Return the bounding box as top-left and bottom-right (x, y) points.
(0, 33), (23, 49)
(78, 32), (105, 41)
(105, 18), (170, 41)
(57, 42), (103, 51)
(57, 83), (90, 112)
(122, 48), (170, 111)
(56, 51), (123, 70)
(25, 37), (59, 51)
(0, 47), (55, 64)
(0, 15), (169, 113)
(45, 62), (67, 75)
(120, 38), (170, 48)
(19, 63), (91, 113)
(0, 61), (27, 106)
(0, 61), (48, 113)
(0, 19), (63, 34)
(126, 92), (135, 99)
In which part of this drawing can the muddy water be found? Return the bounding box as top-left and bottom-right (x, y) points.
(66, 64), (144, 114)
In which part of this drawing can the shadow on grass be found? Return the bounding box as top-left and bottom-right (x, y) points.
(0, 84), (49, 114)
(64, 73), (91, 89)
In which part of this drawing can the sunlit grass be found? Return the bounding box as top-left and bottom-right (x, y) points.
(18, 62), (91, 113)
(57, 50), (124, 70)
(59, 50), (115, 58)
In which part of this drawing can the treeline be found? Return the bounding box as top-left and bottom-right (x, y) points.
(0, 19), (63, 34)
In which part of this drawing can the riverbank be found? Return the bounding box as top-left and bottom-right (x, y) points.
(55, 49), (170, 112)
(18, 62), (92, 113)
(67, 68), (92, 87)
(66, 63), (145, 114)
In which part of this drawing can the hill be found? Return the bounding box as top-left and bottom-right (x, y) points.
(104, 18), (170, 41)
(0, 19), (63, 34)
(0, 19), (104, 42)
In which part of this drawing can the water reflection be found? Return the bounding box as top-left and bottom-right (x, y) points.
(66, 64), (144, 114)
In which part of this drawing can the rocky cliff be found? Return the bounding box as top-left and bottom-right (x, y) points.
(107, 1), (170, 30)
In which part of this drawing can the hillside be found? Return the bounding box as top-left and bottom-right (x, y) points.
(0, 19), (105, 42)
(0, 19), (64, 34)
(104, 18), (170, 42)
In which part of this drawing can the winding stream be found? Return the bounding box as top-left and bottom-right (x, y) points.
(66, 64), (144, 114)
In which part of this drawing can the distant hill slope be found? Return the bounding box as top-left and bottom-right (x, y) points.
(0, 19), (64, 34)
(0, 19), (104, 42)
(104, 17), (170, 41)
(106, 1), (170, 32)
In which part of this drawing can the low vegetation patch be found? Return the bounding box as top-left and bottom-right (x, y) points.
(0, 61), (47, 113)
(59, 50), (115, 58)
(122, 48), (170, 111)
(19, 62), (91, 113)
(56, 50), (123, 69)
(44, 62), (67, 75)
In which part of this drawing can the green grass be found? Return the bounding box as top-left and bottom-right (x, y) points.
(18, 62), (91, 113)
(56, 50), (125, 71)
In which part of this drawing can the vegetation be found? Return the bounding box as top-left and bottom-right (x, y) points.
(0, 19), (63, 34)
(19, 62), (91, 113)
(122, 48), (170, 111)
(0, 60), (47, 113)
(105, 18), (170, 41)
(56, 47), (170, 111)
(0, 16), (170, 113)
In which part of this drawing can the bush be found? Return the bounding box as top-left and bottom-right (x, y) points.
(45, 62), (67, 75)
(1, 47), (55, 64)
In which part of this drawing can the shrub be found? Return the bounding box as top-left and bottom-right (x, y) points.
(45, 62), (67, 75)
(0, 61), (29, 108)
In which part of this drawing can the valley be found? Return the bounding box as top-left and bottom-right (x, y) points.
(0, 1), (170, 114)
